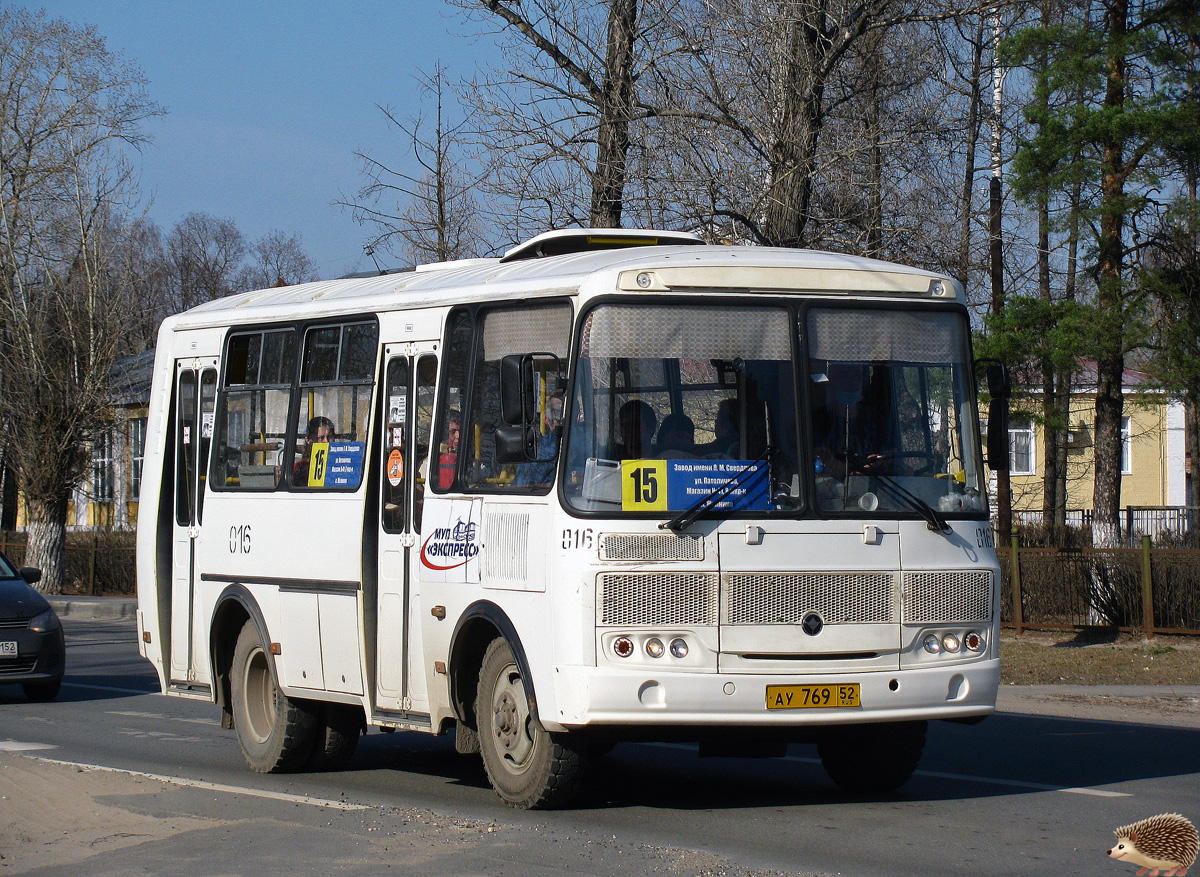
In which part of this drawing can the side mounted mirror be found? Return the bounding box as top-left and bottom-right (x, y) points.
(500, 354), (536, 426)
(986, 362), (1011, 400)
(494, 425), (537, 463)
(978, 361), (1012, 472)
(500, 352), (565, 426)
(20, 567), (41, 585)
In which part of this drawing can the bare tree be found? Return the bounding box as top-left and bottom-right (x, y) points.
(452, 0), (648, 235)
(238, 229), (318, 290)
(164, 211), (246, 310)
(342, 66), (486, 264)
(0, 8), (164, 591)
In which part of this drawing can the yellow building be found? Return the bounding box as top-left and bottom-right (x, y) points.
(1006, 361), (1185, 524)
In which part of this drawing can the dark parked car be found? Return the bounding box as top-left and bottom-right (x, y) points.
(0, 557), (64, 701)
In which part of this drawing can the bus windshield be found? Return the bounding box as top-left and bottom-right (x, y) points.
(563, 301), (986, 519)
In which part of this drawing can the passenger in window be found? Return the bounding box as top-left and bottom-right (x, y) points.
(515, 394), (564, 487)
(438, 411), (461, 489)
(614, 399), (657, 460)
(294, 416), (335, 485)
(695, 398), (740, 457)
(654, 412), (697, 459)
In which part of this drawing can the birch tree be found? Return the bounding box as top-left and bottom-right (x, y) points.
(0, 8), (163, 591)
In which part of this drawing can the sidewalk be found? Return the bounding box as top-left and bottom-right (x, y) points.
(48, 594), (137, 620)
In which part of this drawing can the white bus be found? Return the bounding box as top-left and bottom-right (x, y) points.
(137, 228), (1008, 809)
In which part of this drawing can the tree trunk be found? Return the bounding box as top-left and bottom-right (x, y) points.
(24, 495), (69, 594)
(1091, 0), (1129, 548)
(763, 7), (823, 248)
(957, 15), (986, 283)
(590, 0), (637, 228)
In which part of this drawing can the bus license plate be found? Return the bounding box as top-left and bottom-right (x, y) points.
(766, 684), (860, 709)
(0, 640), (15, 656)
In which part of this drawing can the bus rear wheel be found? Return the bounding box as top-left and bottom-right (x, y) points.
(476, 638), (585, 809)
(817, 720), (927, 794)
(231, 622), (317, 773)
(306, 703), (361, 771)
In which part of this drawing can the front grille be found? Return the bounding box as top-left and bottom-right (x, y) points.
(599, 533), (704, 561)
(722, 572), (898, 625)
(597, 572), (718, 625)
(0, 657), (38, 676)
(0, 618), (29, 630)
(903, 570), (992, 623)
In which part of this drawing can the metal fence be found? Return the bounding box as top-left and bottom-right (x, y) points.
(1012, 506), (1200, 548)
(999, 536), (1200, 636)
(0, 531), (136, 596)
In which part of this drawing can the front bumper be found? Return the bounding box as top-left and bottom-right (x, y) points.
(0, 628), (65, 685)
(545, 658), (998, 731)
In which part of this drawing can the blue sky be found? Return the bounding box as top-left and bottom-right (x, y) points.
(43, 2), (501, 279)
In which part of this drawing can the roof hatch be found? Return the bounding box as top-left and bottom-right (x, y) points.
(499, 228), (705, 263)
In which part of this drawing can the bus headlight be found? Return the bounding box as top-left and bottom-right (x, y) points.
(645, 638), (665, 658)
(670, 638), (689, 658)
(613, 636), (634, 658)
(942, 633), (961, 653)
(923, 633), (942, 654)
(964, 631), (985, 652)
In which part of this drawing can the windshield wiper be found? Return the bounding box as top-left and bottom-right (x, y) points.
(869, 473), (950, 533)
(660, 449), (769, 533)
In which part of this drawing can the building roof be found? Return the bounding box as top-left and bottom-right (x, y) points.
(109, 350), (155, 407)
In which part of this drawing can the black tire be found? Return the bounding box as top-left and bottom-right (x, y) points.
(306, 702), (361, 771)
(818, 720), (927, 794)
(230, 621), (317, 773)
(22, 679), (61, 702)
(476, 638), (586, 809)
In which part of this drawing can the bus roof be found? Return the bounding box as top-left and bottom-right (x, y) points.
(163, 242), (960, 332)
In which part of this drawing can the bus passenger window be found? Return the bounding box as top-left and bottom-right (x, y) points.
(213, 330), (295, 491)
(292, 320), (378, 491)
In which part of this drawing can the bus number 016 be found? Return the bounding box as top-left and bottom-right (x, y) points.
(229, 524), (251, 554)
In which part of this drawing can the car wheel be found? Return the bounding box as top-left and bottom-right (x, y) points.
(22, 679), (61, 702)
(230, 621), (317, 772)
(476, 637), (586, 809)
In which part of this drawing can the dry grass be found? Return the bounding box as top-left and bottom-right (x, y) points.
(1000, 629), (1200, 685)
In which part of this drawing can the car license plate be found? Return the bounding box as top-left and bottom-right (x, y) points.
(766, 683), (860, 709)
(0, 640), (15, 656)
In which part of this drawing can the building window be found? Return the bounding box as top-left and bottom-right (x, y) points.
(1121, 416), (1132, 474)
(129, 417), (147, 497)
(1009, 417), (1034, 475)
(92, 429), (115, 502)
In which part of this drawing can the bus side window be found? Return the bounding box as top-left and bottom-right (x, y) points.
(292, 321), (378, 491)
(212, 330), (295, 491)
(457, 302), (572, 492)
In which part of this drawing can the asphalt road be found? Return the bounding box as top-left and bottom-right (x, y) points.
(1, 618), (1197, 877)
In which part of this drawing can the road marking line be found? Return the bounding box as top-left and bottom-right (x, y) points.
(26, 756), (371, 811)
(0, 741), (57, 751)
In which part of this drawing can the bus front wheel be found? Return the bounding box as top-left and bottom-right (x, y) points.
(817, 720), (927, 793)
(231, 622), (317, 773)
(476, 637), (585, 809)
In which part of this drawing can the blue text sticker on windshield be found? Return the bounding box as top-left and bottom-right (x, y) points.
(666, 460), (770, 511)
(314, 441), (365, 489)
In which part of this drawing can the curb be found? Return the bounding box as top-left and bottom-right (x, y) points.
(48, 595), (137, 620)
